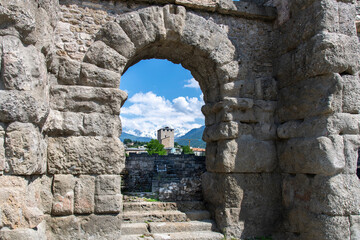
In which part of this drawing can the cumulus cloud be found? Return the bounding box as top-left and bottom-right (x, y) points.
(184, 78), (200, 89)
(121, 91), (204, 138)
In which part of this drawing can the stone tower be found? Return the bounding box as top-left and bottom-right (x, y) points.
(157, 127), (174, 148)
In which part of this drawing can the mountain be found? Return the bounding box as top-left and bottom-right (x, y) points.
(175, 125), (206, 148)
(120, 132), (152, 142)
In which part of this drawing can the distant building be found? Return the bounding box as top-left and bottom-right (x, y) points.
(191, 147), (206, 156)
(157, 127), (174, 148)
(125, 147), (147, 155)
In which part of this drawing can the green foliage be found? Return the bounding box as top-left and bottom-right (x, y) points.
(123, 138), (132, 144)
(174, 142), (180, 148)
(146, 139), (167, 155)
(181, 145), (194, 154)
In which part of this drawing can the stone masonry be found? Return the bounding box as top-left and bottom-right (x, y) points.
(0, 0), (359, 239)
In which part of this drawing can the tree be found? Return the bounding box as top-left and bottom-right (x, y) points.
(146, 139), (167, 155)
(181, 145), (193, 154)
(123, 139), (132, 144)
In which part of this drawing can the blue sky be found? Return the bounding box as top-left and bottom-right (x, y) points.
(120, 59), (205, 138)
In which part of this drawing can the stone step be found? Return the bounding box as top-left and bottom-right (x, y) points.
(123, 210), (188, 223)
(185, 210), (211, 221)
(122, 223), (149, 235)
(123, 201), (206, 212)
(121, 231), (224, 240)
(149, 220), (217, 233)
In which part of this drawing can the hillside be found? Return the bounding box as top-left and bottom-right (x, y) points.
(120, 132), (152, 142)
(175, 126), (206, 148)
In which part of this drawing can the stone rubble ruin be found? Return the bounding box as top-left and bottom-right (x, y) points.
(0, 0), (360, 239)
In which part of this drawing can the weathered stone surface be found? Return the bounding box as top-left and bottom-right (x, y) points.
(0, 221), (46, 240)
(80, 214), (122, 239)
(80, 62), (121, 88)
(0, 123), (5, 174)
(5, 122), (46, 175)
(83, 41), (127, 73)
(1, 36), (47, 91)
(0, 90), (49, 125)
(48, 136), (125, 174)
(27, 175), (53, 215)
(283, 174), (360, 216)
(342, 74), (360, 113)
(74, 175), (95, 214)
(206, 135), (276, 173)
(278, 135), (345, 175)
(203, 121), (239, 142)
(163, 4), (186, 40)
(202, 172), (282, 238)
(343, 135), (360, 174)
(95, 21), (136, 59)
(52, 175), (75, 216)
(50, 85), (127, 115)
(277, 113), (360, 139)
(94, 194), (122, 214)
(57, 57), (81, 85)
(138, 6), (166, 42)
(284, 210), (351, 240)
(44, 110), (121, 137)
(277, 33), (360, 88)
(277, 73), (342, 122)
(0, 176), (48, 229)
(117, 11), (151, 48)
(350, 215), (360, 240)
(95, 175), (121, 195)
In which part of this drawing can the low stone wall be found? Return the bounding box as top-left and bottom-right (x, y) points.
(122, 153), (206, 200)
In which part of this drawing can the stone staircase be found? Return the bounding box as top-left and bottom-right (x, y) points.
(121, 195), (224, 240)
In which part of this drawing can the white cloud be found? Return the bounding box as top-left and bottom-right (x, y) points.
(184, 78), (200, 89)
(121, 92), (204, 138)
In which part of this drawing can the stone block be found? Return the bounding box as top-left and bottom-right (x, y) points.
(278, 135), (345, 175)
(95, 175), (121, 195)
(95, 22), (135, 59)
(283, 174), (360, 216)
(277, 113), (360, 139)
(57, 57), (81, 85)
(74, 175), (95, 214)
(50, 85), (127, 115)
(0, 90), (49, 125)
(1, 36), (47, 91)
(139, 6), (166, 42)
(94, 194), (122, 214)
(44, 215), (81, 240)
(27, 175), (53, 215)
(79, 63), (121, 88)
(163, 4), (186, 40)
(277, 33), (359, 88)
(5, 122), (46, 175)
(202, 172), (282, 238)
(0, 221), (46, 240)
(80, 214), (122, 238)
(52, 175), (75, 216)
(83, 41), (127, 73)
(343, 135), (360, 174)
(277, 73), (342, 122)
(350, 215), (360, 240)
(48, 136), (125, 174)
(116, 11), (150, 48)
(285, 209), (351, 240)
(206, 136), (276, 173)
(203, 121), (239, 142)
(342, 74), (360, 113)
(0, 124), (5, 174)
(44, 110), (122, 137)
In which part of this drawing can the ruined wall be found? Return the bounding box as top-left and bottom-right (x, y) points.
(0, 0), (359, 239)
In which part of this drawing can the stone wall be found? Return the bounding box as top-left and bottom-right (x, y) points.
(122, 153), (206, 200)
(0, 0), (359, 239)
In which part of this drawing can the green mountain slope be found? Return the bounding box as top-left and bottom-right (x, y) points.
(175, 126), (205, 148)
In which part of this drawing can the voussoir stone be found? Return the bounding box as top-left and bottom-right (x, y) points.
(47, 136), (125, 174)
(83, 41), (127, 73)
(57, 57), (81, 85)
(163, 4), (186, 40)
(50, 85), (127, 115)
(5, 122), (46, 175)
(278, 135), (345, 175)
(95, 21), (136, 59)
(138, 6), (167, 42)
